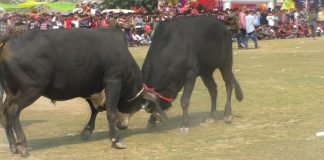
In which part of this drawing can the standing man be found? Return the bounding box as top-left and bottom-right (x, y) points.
(245, 10), (259, 49)
(238, 7), (247, 49)
(309, 8), (318, 39)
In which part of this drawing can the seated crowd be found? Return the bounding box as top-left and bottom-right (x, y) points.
(0, 1), (323, 47)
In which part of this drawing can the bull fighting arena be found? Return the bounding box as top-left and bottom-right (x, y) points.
(0, 0), (324, 159)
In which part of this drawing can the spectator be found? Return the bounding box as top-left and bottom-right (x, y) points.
(52, 12), (63, 29)
(253, 10), (261, 27)
(260, 10), (268, 26)
(39, 17), (49, 30)
(245, 10), (259, 49)
(141, 31), (151, 45)
(134, 14), (144, 35)
(144, 22), (152, 34)
(279, 10), (288, 25)
(238, 7), (247, 49)
(308, 9), (318, 39)
(131, 30), (143, 46)
(316, 23), (323, 36)
(64, 14), (74, 29)
(266, 12), (275, 28)
(293, 9), (300, 25)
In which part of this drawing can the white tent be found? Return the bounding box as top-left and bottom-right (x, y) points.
(101, 9), (135, 14)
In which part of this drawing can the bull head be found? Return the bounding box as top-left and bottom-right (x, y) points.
(141, 90), (168, 121)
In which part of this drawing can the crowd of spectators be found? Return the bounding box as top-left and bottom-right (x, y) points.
(0, 1), (323, 47)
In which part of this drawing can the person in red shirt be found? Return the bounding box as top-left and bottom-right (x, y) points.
(64, 14), (74, 29)
(101, 16), (109, 28)
(144, 23), (152, 34)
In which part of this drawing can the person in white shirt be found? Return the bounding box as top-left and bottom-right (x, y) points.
(245, 10), (259, 49)
(51, 13), (63, 29)
(267, 12), (275, 28)
(294, 9), (299, 25)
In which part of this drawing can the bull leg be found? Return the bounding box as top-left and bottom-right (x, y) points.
(2, 95), (18, 154)
(1, 90), (17, 154)
(104, 80), (126, 149)
(3, 109), (17, 154)
(220, 68), (234, 123)
(180, 72), (197, 133)
(147, 114), (157, 129)
(201, 73), (218, 123)
(5, 88), (41, 157)
(80, 99), (98, 140)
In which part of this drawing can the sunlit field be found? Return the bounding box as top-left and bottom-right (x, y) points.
(1, 37), (324, 160)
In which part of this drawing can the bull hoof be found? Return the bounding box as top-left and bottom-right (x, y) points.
(180, 127), (190, 133)
(224, 115), (233, 123)
(10, 145), (17, 154)
(116, 122), (128, 130)
(80, 129), (92, 140)
(111, 142), (127, 149)
(147, 122), (156, 130)
(16, 145), (29, 157)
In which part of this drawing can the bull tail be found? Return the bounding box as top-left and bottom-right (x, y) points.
(232, 73), (243, 102)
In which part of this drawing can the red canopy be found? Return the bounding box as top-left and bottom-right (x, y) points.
(198, 0), (217, 10)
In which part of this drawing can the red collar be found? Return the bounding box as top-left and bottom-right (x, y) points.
(143, 83), (173, 102)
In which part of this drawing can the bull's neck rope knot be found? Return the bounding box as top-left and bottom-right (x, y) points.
(143, 83), (173, 102)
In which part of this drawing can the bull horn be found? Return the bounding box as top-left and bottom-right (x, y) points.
(141, 91), (168, 120)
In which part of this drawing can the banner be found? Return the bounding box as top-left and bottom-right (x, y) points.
(0, 1), (75, 11)
(44, 2), (76, 11)
(0, 3), (33, 9)
(281, 0), (295, 11)
(18, 1), (42, 7)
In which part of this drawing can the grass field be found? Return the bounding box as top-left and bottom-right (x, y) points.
(1, 37), (324, 160)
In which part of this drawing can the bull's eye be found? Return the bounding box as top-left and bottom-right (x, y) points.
(145, 106), (152, 113)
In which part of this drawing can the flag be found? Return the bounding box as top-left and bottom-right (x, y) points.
(281, 0), (295, 11)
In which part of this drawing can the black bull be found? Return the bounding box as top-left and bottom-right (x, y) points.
(0, 28), (166, 156)
(142, 16), (243, 132)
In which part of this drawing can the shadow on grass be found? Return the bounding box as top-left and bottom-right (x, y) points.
(28, 111), (234, 151)
(21, 120), (47, 127)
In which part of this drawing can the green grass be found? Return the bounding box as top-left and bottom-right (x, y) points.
(1, 37), (324, 160)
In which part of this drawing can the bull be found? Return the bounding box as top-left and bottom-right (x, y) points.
(142, 16), (244, 132)
(0, 28), (166, 156)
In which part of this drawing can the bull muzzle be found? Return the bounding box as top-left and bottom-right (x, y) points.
(141, 91), (168, 121)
